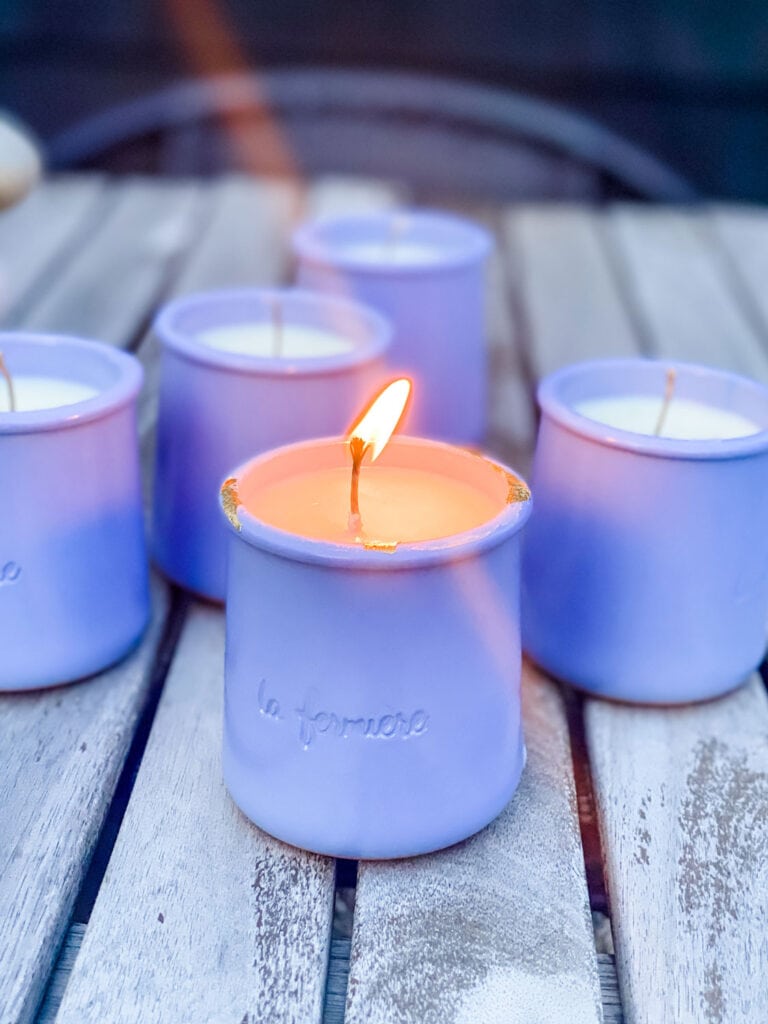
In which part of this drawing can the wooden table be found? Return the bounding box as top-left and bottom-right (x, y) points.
(2, 175), (768, 1024)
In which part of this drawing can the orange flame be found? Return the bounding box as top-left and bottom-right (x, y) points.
(347, 378), (412, 462)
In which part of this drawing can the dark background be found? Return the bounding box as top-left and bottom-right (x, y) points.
(2, 0), (767, 200)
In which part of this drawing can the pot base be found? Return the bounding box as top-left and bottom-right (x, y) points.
(223, 732), (527, 860)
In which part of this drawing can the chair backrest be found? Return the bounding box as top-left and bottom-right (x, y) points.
(47, 68), (697, 202)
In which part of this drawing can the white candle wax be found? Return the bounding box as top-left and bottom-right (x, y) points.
(197, 323), (354, 358)
(343, 241), (439, 265)
(0, 375), (98, 412)
(576, 394), (760, 440)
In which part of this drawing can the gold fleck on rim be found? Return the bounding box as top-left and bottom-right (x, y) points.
(489, 461), (531, 503)
(362, 538), (399, 553)
(220, 477), (242, 531)
(505, 472), (531, 504)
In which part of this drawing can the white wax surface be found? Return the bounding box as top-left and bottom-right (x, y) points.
(249, 465), (502, 545)
(576, 394), (761, 440)
(197, 323), (354, 358)
(343, 241), (439, 266)
(0, 375), (98, 412)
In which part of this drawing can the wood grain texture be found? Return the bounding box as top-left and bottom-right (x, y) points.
(504, 204), (639, 377)
(15, 177), (203, 345)
(0, 177), (187, 1023)
(434, 199), (537, 473)
(303, 175), (405, 219)
(708, 205), (768, 341)
(0, 580), (169, 1024)
(345, 664), (601, 1024)
(486, 227), (537, 475)
(553, 206), (768, 1022)
(586, 677), (768, 1024)
(135, 175), (303, 505)
(606, 205), (768, 381)
(0, 175), (106, 324)
(56, 605), (336, 1024)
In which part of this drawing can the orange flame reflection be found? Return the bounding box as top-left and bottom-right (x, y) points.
(347, 378), (412, 462)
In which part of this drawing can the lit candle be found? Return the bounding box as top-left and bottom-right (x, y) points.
(249, 379), (498, 545)
(219, 380), (532, 859)
(198, 323), (354, 357)
(152, 287), (391, 601)
(293, 210), (491, 442)
(340, 243), (439, 265)
(0, 332), (149, 691)
(523, 358), (768, 704)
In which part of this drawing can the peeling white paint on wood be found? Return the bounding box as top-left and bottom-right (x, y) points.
(505, 204), (638, 376)
(345, 665), (602, 1024)
(17, 178), (203, 345)
(0, 579), (169, 1024)
(56, 605), (336, 1024)
(607, 205), (768, 381)
(586, 677), (768, 1024)
(709, 205), (768, 341)
(0, 176), (106, 324)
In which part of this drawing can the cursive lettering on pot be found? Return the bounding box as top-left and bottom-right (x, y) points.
(295, 699), (429, 749)
(0, 562), (21, 586)
(257, 678), (283, 721)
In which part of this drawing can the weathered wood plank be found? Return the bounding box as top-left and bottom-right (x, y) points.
(135, 175), (303, 503)
(136, 174), (402, 486)
(0, 175), (106, 324)
(522, 206), (768, 1024)
(346, 665), (601, 1024)
(607, 205), (768, 381)
(0, 580), (170, 1024)
(56, 605), (336, 1024)
(708, 204), (768, 341)
(15, 177), (203, 345)
(486, 226), (537, 474)
(303, 175), (405, 219)
(0, 176), (193, 1024)
(586, 677), (768, 1024)
(504, 204), (638, 377)
(427, 198), (536, 471)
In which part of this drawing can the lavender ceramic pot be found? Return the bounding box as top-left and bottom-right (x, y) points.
(293, 210), (491, 443)
(523, 359), (768, 704)
(0, 333), (149, 690)
(152, 288), (391, 601)
(219, 437), (532, 859)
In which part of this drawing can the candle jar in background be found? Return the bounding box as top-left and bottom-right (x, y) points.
(292, 210), (491, 444)
(219, 436), (532, 859)
(152, 288), (391, 601)
(522, 358), (768, 704)
(0, 333), (149, 690)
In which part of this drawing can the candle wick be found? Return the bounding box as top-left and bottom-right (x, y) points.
(270, 298), (283, 358)
(653, 367), (677, 437)
(349, 435), (367, 534)
(0, 351), (16, 412)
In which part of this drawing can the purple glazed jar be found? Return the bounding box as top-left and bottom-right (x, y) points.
(522, 358), (768, 704)
(152, 288), (391, 602)
(293, 210), (491, 443)
(0, 333), (149, 690)
(219, 436), (532, 859)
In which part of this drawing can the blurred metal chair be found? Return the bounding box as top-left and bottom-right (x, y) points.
(47, 68), (697, 201)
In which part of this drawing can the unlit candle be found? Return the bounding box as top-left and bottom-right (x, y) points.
(197, 323), (354, 358)
(0, 375), (97, 412)
(576, 394), (760, 440)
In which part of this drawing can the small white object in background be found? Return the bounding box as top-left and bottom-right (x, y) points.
(0, 115), (42, 210)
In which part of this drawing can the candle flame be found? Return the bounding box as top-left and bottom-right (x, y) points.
(347, 378), (411, 462)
